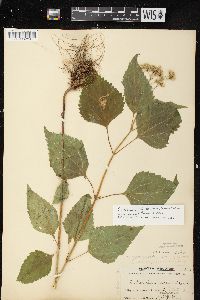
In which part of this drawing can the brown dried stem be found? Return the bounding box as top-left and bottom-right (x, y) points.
(84, 175), (95, 197)
(55, 118), (136, 286)
(106, 126), (113, 153)
(97, 193), (123, 200)
(115, 136), (138, 154)
(68, 250), (89, 262)
(53, 87), (72, 289)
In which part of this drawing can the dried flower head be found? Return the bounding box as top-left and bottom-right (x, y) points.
(155, 78), (165, 87)
(140, 63), (151, 72)
(53, 33), (105, 90)
(167, 70), (176, 80)
(140, 63), (176, 89)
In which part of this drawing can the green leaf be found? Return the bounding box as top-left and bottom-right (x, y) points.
(79, 74), (124, 127)
(44, 127), (88, 179)
(122, 54), (154, 114)
(124, 172), (179, 205)
(136, 100), (184, 149)
(17, 250), (53, 284)
(27, 185), (58, 235)
(173, 174), (179, 186)
(88, 226), (142, 263)
(63, 194), (94, 243)
(53, 180), (69, 204)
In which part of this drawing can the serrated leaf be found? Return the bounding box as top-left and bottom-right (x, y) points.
(88, 226), (142, 263)
(173, 174), (179, 186)
(63, 194), (94, 243)
(17, 250), (53, 284)
(124, 172), (178, 205)
(53, 180), (69, 204)
(136, 99), (183, 148)
(79, 74), (124, 127)
(44, 127), (88, 179)
(27, 185), (58, 235)
(170, 103), (187, 109)
(122, 54), (154, 114)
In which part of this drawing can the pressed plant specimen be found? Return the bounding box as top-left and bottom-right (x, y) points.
(17, 33), (186, 290)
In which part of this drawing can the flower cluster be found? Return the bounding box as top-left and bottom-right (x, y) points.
(140, 63), (176, 88)
(54, 33), (104, 90)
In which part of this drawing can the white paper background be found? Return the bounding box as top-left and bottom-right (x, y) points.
(3, 29), (195, 300)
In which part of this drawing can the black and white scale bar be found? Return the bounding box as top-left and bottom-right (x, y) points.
(71, 7), (141, 22)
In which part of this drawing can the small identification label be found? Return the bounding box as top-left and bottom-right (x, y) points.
(5, 29), (38, 41)
(120, 266), (192, 299)
(113, 205), (184, 225)
(141, 8), (166, 22)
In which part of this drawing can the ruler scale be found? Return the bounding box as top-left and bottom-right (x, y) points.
(71, 7), (166, 22)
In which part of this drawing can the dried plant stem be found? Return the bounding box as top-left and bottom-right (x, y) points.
(68, 250), (89, 262)
(106, 126), (113, 153)
(53, 87), (72, 289)
(130, 113), (137, 130)
(58, 240), (77, 275)
(52, 234), (59, 246)
(54, 119), (136, 286)
(84, 175), (95, 197)
(115, 136), (138, 154)
(97, 193), (123, 200)
(113, 115), (138, 153)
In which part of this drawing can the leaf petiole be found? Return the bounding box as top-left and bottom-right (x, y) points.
(84, 175), (95, 197)
(52, 234), (59, 247)
(97, 193), (123, 200)
(115, 136), (138, 155)
(106, 126), (113, 153)
(68, 250), (88, 262)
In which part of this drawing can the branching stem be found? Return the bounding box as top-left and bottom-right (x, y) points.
(115, 136), (138, 154)
(54, 116), (137, 286)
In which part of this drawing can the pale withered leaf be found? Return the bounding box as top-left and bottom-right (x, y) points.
(124, 171), (178, 205)
(44, 127), (88, 180)
(88, 226), (142, 263)
(63, 194), (94, 243)
(79, 74), (124, 127)
(17, 250), (53, 284)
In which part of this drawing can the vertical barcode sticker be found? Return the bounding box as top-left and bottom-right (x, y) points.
(5, 29), (38, 41)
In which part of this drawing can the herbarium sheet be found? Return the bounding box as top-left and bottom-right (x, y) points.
(3, 29), (195, 300)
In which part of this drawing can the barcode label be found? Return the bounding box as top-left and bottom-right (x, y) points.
(141, 8), (166, 22)
(5, 29), (38, 41)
